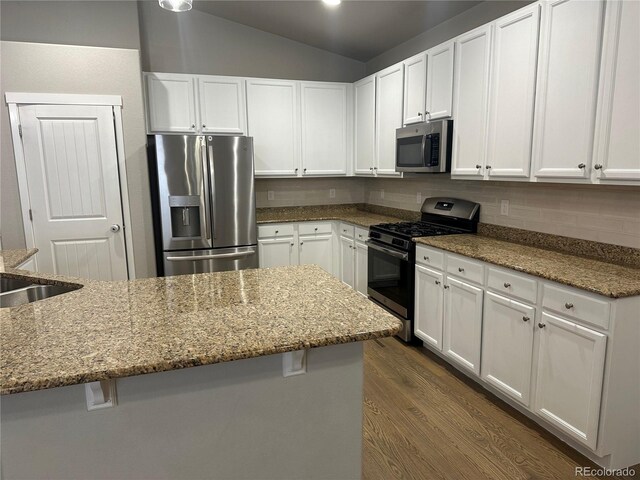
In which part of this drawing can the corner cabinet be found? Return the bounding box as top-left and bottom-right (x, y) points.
(197, 76), (247, 135)
(532, 0), (605, 180)
(425, 40), (455, 120)
(375, 63), (404, 176)
(145, 73), (197, 133)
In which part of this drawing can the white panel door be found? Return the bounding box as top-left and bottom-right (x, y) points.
(339, 236), (355, 287)
(375, 63), (404, 176)
(354, 240), (368, 296)
(593, 0), (640, 182)
(534, 311), (607, 449)
(443, 276), (483, 374)
(247, 79), (299, 176)
(19, 104), (128, 280)
(451, 25), (493, 177)
(481, 292), (535, 406)
(300, 82), (348, 176)
(532, 0), (605, 179)
(145, 73), (197, 133)
(415, 265), (444, 350)
(258, 237), (297, 268)
(403, 53), (427, 125)
(299, 234), (333, 274)
(354, 75), (376, 175)
(197, 76), (246, 135)
(426, 40), (455, 120)
(486, 4), (541, 179)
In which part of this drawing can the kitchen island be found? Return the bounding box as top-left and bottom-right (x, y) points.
(1, 264), (401, 479)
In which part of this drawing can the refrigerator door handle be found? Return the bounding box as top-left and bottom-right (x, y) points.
(166, 251), (256, 262)
(208, 142), (217, 239)
(200, 139), (212, 241)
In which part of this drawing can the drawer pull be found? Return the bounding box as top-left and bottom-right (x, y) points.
(458, 267), (465, 273)
(290, 242), (294, 247)
(314, 227), (318, 231)
(423, 256), (429, 261)
(565, 302), (574, 309)
(275, 230), (279, 234)
(444, 285), (450, 289)
(538, 323), (546, 329)
(522, 316), (529, 322)
(503, 282), (511, 288)
(435, 280), (441, 285)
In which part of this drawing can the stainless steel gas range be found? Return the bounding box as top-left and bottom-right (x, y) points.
(367, 198), (480, 342)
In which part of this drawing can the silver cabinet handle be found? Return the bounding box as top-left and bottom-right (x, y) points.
(202, 124), (206, 128)
(476, 164), (482, 169)
(303, 168), (307, 173)
(522, 316), (530, 322)
(290, 242), (294, 247)
(373, 167), (377, 170)
(458, 267), (464, 273)
(370, 167), (373, 171)
(485, 165), (492, 169)
(578, 163), (586, 169)
(300, 242), (304, 246)
(295, 168), (299, 173)
(275, 230), (279, 234)
(435, 280), (441, 285)
(167, 251), (255, 262)
(594, 164), (603, 170)
(565, 302), (574, 309)
(314, 227), (318, 231)
(425, 111), (430, 118)
(444, 285), (450, 289)
(538, 323), (546, 329)
(423, 256), (429, 261)
(418, 112), (423, 117)
(504, 282), (511, 288)
(110, 224), (121, 233)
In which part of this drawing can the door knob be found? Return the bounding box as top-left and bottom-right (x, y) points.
(594, 164), (603, 170)
(538, 323), (546, 329)
(522, 316), (530, 322)
(110, 224), (121, 233)
(578, 163), (586, 169)
(475, 164), (482, 169)
(503, 282), (511, 288)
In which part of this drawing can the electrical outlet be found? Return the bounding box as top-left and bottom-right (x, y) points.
(268, 190), (275, 201)
(380, 189), (385, 200)
(500, 200), (509, 216)
(416, 192), (422, 204)
(329, 188), (336, 199)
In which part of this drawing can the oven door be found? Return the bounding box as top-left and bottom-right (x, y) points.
(366, 240), (412, 319)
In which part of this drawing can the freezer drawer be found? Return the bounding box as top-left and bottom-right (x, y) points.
(163, 246), (258, 276)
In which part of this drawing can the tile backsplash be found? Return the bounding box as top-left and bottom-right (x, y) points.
(256, 177), (364, 208)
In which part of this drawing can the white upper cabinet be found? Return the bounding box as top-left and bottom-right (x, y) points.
(145, 73), (197, 133)
(425, 40), (455, 120)
(375, 63), (404, 176)
(197, 76), (247, 135)
(247, 79), (299, 177)
(403, 53), (427, 125)
(593, 0), (640, 183)
(532, 0), (605, 180)
(451, 25), (493, 177)
(300, 82), (348, 176)
(354, 75), (377, 175)
(486, 4), (541, 179)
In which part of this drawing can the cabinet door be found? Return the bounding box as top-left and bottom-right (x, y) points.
(534, 312), (606, 449)
(443, 276), (483, 374)
(339, 236), (355, 287)
(415, 265), (444, 350)
(593, 0), (640, 182)
(375, 63), (404, 176)
(354, 240), (368, 296)
(145, 73), (197, 133)
(532, 0), (605, 180)
(299, 234), (333, 274)
(403, 53), (427, 125)
(354, 75), (376, 175)
(301, 82), (348, 176)
(426, 40), (455, 120)
(451, 25), (492, 177)
(486, 4), (540, 179)
(258, 237), (297, 268)
(197, 76), (246, 135)
(481, 292), (535, 406)
(247, 79), (299, 176)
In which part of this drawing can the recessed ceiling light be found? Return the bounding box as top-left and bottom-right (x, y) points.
(322, 0), (341, 6)
(159, 0), (192, 12)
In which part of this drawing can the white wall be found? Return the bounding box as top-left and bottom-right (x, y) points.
(0, 41), (156, 277)
(138, 1), (366, 82)
(365, 177), (640, 249)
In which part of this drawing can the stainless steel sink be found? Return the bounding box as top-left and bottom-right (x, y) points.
(0, 280), (80, 308)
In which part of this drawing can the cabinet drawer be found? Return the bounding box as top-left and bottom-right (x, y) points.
(446, 254), (484, 285)
(258, 224), (295, 238)
(355, 226), (369, 243)
(542, 284), (611, 330)
(416, 246), (444, 270)
(299, 222), (333, 236)
(487, 267), (537, 304)
(339, 223), (355, 238)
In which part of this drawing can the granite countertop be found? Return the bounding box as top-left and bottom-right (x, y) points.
(415, 235), (640, 298)
(256, 205), (408, 228)
(0, 265), (402, 395)
(0, 248), (38, 270)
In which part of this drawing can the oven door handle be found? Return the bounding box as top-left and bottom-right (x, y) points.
(365, 241), (409, 260)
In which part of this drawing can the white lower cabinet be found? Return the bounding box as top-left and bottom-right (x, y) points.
(258, 236), (297, 268)
(534, 311), (607, 450)
(443, 276), (484, 374)
(481, 291), (535, 406)
(354, 240), (368, 296)
(339, 235), (355, 287)
(299, 233), (333, 274)
(414, 265), (444, 350)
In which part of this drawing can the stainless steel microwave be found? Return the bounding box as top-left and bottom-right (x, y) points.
(395, 119), (453, 173)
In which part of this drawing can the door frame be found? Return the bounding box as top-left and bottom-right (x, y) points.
(5, 92), (136, 279)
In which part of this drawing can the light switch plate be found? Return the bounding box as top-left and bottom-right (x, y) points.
(417, 192), (422, 204)
(268, 190), (275, 201)
(329, 188), (336, 199)
(380, 189), (385, 200)
(500, 200), (509, 216)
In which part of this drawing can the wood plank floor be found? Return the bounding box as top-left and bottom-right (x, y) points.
(362, 337), (639, 480)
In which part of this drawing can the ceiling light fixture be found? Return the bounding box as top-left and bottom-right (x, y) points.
(322, 0), (341, 6)
(159, 0), (192, 12)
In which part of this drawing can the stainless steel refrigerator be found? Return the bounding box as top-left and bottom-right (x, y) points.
(148, 135), (258, 276)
